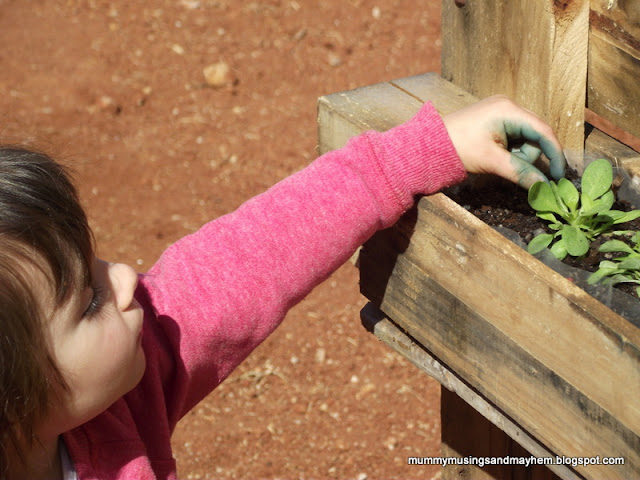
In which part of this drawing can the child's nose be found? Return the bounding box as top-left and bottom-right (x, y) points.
(109, 262), (139, 311)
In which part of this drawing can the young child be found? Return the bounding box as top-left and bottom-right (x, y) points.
(1, 95), (565, 479)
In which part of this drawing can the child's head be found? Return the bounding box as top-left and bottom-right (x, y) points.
(0, 146), (145, 472)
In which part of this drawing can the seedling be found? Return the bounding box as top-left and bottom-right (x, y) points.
(527, 158), (640, 260)
(588, 233), (640, 297)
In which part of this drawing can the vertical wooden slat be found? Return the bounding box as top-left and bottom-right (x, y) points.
(442, 0), (589, 152)
(588, 1), (640, 140)
(441, 389), (561, 480)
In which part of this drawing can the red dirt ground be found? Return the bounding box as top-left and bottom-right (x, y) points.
(0, 1), (443, 478)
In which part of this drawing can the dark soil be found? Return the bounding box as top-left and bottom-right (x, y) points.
(445, 174), (640, 298)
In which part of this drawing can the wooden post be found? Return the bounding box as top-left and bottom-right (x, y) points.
(360, 303), (575, 480)
(441, 0), (589, 153)
(318, 73), (640, 479)
(441, 388), (561, 480)
(588, 1), (640, 141)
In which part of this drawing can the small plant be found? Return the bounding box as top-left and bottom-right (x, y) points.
(587, 233), (640, 296)
(527, 158), (640, 260)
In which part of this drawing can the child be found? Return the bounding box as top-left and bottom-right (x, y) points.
(1, 95), (565, 479)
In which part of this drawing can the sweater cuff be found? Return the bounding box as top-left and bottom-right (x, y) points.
(367, 102), (467, 204)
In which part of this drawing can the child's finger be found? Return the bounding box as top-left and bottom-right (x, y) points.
(509, 152), (549, 189)
(488, 145), (548, 189)
(515, 142), (542, 164)
(504, 119), (566, 180)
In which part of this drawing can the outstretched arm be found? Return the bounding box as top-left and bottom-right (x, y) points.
(137, 96), (564, 425)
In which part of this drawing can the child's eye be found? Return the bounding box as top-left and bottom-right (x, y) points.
(83, 285), (106, 318)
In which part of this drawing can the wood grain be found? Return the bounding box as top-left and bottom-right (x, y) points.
(318, 72), (640, 479)
(441, 0), (589, 151)
(588, 3), (640, 141)
(358, 195), (640, 479)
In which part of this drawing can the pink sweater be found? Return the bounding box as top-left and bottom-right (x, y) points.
(62, 102), (465, 478)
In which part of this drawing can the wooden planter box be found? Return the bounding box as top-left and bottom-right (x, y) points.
(317, 73), (640, 479)
(317, 2), (640, 478)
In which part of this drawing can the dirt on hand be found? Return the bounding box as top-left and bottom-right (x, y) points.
(0, 1), (443, 479)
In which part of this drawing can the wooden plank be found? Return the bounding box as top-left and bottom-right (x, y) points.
(441, 0), (589, 151)
(390, 74), (477, 115)
(585, 109), (640, 153)
(317, 81), (423, 155)
(358, 197), (640, 479)
(317, 73), (476, 155)
(441, 388), (562, 480)
(589, 1), (640, 61)
(360, 303), (579, 480)
(588, 3), (640, 141)
(584, 127), (640, 176)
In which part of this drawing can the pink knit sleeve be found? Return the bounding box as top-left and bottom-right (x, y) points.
(137, 102), (466, 426)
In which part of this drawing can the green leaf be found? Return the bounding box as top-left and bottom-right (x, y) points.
(562, 225), (590, 256)
(550, 182), (569, 214)
(527, 233), (553, 254)
(599, 239), (635, 254)
(612, 210), (640, 224)
(536, 212), (558, 223)
(608, 273), (640, 285)
(581, 158), (613, 200)
(599, 190), (615, 210)
(580, 203), (609, 217)
(580, 191), (595, 214)
(549, 238), (568, 260)
(605, 210), (630, 222)
(528, 181), (561, 214)
(557, 178), (579, 210)
(619, 258), (640, 270)
(600, 260), (621, 269)
(588, 266), (619, 285)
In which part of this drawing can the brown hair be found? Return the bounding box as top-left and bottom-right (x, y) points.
(0, 147), (94, 473)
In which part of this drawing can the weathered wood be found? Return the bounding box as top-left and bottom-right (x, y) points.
(585, 109), (640, 154)
(584, 126), (640, 176)
(359, 195), (640, 479)
(588, 1), (640, 140)
(317, 82), (421, 156)
(441, 388), (562, 480)
(317, 73), (473, 155)
(318, 73), (640, 479)
(361, 304), (577, 480)
(441, 0), (589, 151)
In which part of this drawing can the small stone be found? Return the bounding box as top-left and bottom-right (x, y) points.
(179, 0), (201, 8)
(171, 44), (185, 55)
(328, 53), (342, 67)
(384, 436), (398, 450)
(203, 61), (232, 87)
(315, 348), (326, 363)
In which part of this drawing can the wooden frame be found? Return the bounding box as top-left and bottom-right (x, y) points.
(318, 1), (640, 477)
(318, 72), (640, 479)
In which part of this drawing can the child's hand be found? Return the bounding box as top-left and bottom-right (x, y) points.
(443, 95), (566, 189)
